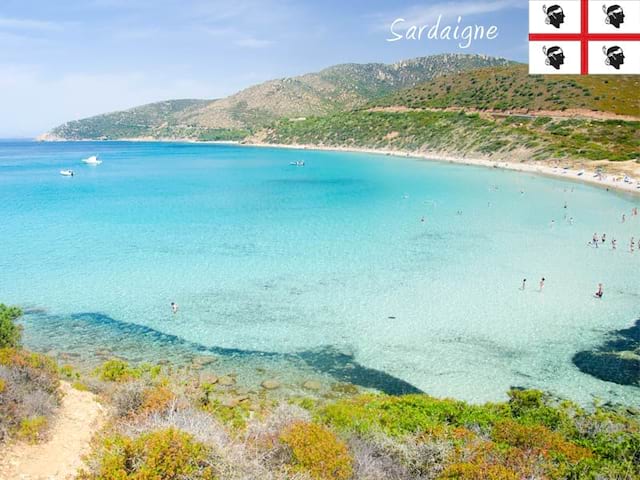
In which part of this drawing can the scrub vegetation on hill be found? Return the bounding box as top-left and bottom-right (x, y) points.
(2, 304), (639, 479)
(261, 110), (640, 163)
(372, 65), (640, 118)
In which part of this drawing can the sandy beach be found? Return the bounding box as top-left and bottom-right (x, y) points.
(243, 141), (640, 197)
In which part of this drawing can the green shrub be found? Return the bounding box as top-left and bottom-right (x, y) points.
(79, 428), (215, 479)
(493, 419), (591, 463)
(17, 416), (48, 443)
(94, 359), (139, 382)
(0, 304), (22, 348)
(280, 421), (353, 480)
(322, 394), (505, 436)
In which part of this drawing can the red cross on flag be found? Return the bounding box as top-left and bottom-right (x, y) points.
(529, 0), (640, 74)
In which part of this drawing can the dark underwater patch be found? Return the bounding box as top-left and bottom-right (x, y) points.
(572, 319), (640, 387)
(21, 310), (422, 395)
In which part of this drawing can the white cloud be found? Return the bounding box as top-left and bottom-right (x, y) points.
(0, 16), (63, 31)
(202, 27), (274, 49)
(235, 37), (274, 48)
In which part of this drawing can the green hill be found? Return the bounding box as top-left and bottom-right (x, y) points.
(43, 54), (514, 141)
(39, 99), (247, 142)
(371, 64), (640, 117)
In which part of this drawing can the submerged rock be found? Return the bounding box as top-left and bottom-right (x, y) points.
(261, 379), (281, 390)
(192, 355), (217, 366)
(303, 380), (322, 391)
(218, 375), (236, 386)
(573, 319), (640, 387)
(200, 373), (219, 385)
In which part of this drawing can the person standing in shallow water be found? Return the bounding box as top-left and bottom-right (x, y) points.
(539, 277), (545, 292)
(594, 283), (604, 299)
(521, 278), (527, 291)
(171, 302), (178, 314)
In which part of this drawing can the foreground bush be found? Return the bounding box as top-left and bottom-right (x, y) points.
(94, 359), (161, 383)
(280, 421), (353, 480)
(0, 348), (60, 443)
(0, 304), (22, 348)
(321, 389), (640, 479)
(79, 428), (216, 479)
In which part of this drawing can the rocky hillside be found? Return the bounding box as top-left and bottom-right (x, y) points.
(257, 63), (639, 165)
(371, 64), (640, 118)
(43, 54), (513, 141)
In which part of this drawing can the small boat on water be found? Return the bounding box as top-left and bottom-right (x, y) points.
(82, 155), (102, 165)
(289, 160), (305, 166)
(60, 169), (74, 177)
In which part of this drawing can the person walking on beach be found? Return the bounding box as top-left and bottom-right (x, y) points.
(171, 302), (179, 314)
(594, 283), (604, 299)
(539, 277), (545, 292)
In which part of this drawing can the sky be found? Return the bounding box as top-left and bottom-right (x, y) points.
(0, 0), (529, 137)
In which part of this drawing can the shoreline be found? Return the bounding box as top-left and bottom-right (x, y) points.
(242, 141), (640, 197)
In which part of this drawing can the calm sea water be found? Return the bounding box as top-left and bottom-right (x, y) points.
(0, 140), (638, 403)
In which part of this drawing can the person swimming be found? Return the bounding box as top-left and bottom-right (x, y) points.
(594, 283), (604, 299)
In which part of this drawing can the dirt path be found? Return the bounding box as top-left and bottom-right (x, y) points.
(0, 381), (106, 480)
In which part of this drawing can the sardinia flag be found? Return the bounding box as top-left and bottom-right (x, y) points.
(529, 0), (640, 74)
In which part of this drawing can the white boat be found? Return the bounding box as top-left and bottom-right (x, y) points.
(289, 160), (305, 166)
(60, 169), (74, 177)
(82, 155), (102, 165)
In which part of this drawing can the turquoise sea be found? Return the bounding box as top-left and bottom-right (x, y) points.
(0, 140), (638, 404)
